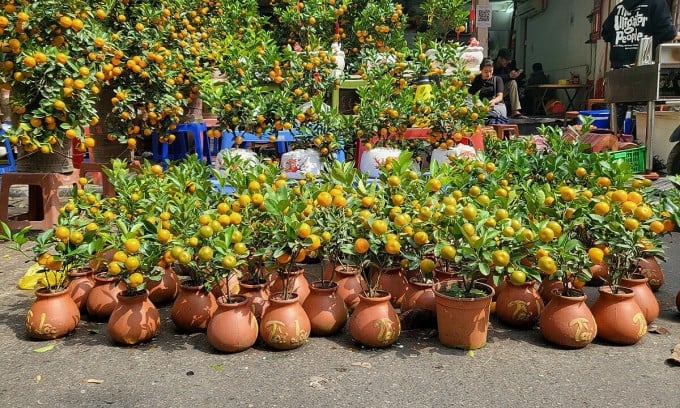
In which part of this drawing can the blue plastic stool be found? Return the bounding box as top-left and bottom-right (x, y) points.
(219, 130), (296, 154)
(151, 122), (211, 165)
(0, 124), (17, 174)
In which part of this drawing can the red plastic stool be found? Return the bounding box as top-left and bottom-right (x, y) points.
(79, 162), (116, 197)
(0, 172), (77, 230)
(492, 124), (520, 140)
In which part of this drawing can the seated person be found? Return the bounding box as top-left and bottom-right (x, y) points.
(493, 48), (526, 118)
(524, 62), (553, 115)
(527, 62), (549, 86)
(468, 58), (507, 124)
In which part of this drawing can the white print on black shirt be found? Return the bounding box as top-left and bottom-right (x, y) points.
(613, 6), (649, 46)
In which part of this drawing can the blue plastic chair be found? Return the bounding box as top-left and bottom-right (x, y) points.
(151, 121), (211, 165)
(219, 130), (296, 154)
(0, 124), (16, 174)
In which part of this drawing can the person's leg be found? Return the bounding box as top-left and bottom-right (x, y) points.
(505, 80), (523, 115)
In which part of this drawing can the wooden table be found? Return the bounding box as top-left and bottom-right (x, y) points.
(526, 83), (591, 114)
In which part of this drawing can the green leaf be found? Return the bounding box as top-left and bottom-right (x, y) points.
(210, 363), (224, 371)
(33, 344), (56, 353)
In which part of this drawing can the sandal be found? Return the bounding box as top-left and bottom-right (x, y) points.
(511, 112), (528, 119)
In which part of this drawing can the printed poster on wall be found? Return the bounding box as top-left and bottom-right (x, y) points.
(476, 4), (492, 28)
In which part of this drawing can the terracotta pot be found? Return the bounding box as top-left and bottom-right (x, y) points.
(239, 279), (270, 320)
(147, 266), (179, 305)
(66, 267), (95, 312)
(495, 278), (544, 329)
(588, 261), (609, 286)
(537, 278), (567, 305)
(348, 290), (401, 348)
(302, 281), (348, 336)
(539, 289), (597, 348)
(635, 256), (664, 292)
(370, 266), (409, 308)
(434, 263), (460, 283)
(26, 288), (80, 340)
(433, 280), (494, 350)
(259, 292), (310, 350)
(86, 273), (126, 321)
(401, 278), (436, 314)
(270, 269), (310, 305)
(207, 295), (259, 353)
(620, 274), (659, 324)
(210, 273), (241, 300)
(480, 274), (504, 302)
(332, 264), (366, 311)
(108, 290), (160, 345)
(88, 249), (114, 272)
(170, 282), (218, 333)
(590, 286), (647, 345)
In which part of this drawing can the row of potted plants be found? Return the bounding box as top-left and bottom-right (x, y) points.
(4, 123), (678, 350)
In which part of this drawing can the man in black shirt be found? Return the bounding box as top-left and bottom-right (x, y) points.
(493, 48), (526, 118)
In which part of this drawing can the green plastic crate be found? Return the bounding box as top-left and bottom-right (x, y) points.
(609, 145), (646, 173)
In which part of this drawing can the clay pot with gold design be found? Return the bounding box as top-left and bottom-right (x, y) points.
(348, 290), (401, 348)
(26, 288), (80, 340)
(539, 289), (597, 348)
(591, 286), (647, 345)
(495, 278), (544, 329)
(259, 292), (310, 350)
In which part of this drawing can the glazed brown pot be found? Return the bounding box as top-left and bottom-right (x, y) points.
(270, 269), (310, 305)
(590, 286), (647, 345)
(495, 278), (544, 329)
(635, 256), (664, 292)
(620, 274), (659, 324)
(302, 281), (348, 336)
(433, 280), (494, 350)
(539, 289), (597, 348)
(147, 266), (179, 305)
(333, 264), (366, 312)
(26, 288), (80, 340)
(239, 278), (270, 320)
(348, 290), (400, 348)
(401, 278), (436, 314)
(66, 267), (95, 312)
(676, 290), (680, 313)
(370, 266), (409, 308)
(170, 282), (217, 333)
(108, 290), (160, 345)
(259, 292), (310, 350)
(207, 295), (259, 353)
(86, 273), (126, 321)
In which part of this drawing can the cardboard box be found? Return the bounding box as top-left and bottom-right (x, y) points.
(633, 111), (680, 165)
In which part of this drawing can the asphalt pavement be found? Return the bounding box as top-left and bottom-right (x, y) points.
(1, 192), (679, 408)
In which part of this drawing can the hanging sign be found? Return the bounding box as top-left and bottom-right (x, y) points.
(476, 4), (492, 28)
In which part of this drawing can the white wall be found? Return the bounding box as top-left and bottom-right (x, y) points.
(519, 0), (595, 85)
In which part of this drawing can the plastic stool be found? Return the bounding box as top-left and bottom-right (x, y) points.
(0, 172), (77, 230)
(220, 130), (295, 154)
(79, 162), (116, 197)
(492, 124), (520, 140)
(152, 122), (211, 164)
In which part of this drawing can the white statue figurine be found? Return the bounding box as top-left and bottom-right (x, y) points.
(331, 42), (345, 78)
